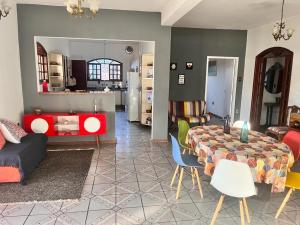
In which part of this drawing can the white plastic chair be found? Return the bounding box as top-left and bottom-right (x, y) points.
(233, 120), (251, 130)
(210, 159), (256, 225)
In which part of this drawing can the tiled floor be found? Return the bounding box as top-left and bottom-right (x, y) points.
(1, 112), (300, 224)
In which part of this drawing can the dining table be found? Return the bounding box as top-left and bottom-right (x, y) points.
(186, 125), (294, 192)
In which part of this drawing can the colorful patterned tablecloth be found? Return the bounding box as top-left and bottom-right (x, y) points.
(186, 125), (294, 192)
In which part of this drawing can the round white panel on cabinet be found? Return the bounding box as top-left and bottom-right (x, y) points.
(84, 117), (101, 133)
(31, 118), (49, 133)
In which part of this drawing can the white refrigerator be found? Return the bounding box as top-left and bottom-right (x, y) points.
(127, 72), (140, 122)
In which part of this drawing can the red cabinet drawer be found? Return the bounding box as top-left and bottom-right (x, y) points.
(23, 115), (55, 136)
(79, 114), (106, 135)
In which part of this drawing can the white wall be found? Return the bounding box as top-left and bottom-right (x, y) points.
(35, 37), (70, 56)
(207, 58), (234, 118)
(0, 1), (24, 123)
(241, 14), (300, 121)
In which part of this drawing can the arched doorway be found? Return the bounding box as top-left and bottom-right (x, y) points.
(250, 47), (293, 131)
(36, 42), (49, 83)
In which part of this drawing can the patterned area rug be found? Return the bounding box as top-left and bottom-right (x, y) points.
(0, 149), (94, 204)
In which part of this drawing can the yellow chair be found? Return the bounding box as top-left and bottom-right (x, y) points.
(275, 172), (300, 219)
(177, 119), (193, 154)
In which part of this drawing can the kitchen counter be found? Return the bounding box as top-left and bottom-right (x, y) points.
(38, 91), (115, 95)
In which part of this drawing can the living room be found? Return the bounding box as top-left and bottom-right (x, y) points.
(1, 0), (300, 224)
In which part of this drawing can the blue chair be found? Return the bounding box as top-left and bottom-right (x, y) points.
(170, 134), (204, 199)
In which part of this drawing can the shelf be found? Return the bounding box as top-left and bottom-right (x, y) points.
(140, 54), (154, 127)
(141, 123), (152, 127)
(142, 102), (152, 105)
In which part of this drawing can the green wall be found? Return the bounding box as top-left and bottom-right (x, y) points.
(17, 4), (171, 141)
(169, 27), (247, 119)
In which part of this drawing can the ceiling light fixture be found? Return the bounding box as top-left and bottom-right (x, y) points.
(0, 1), (10, 20)
(272, 0), (294, 41)
(65, 0), (100, 18)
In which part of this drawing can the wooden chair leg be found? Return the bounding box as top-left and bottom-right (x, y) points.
(210, 195), (225, 225)
(191, 167), (195, 187)
(194, 167), (203, 198)
(170, 165), (179, 187)
(242, 198), (250, 223)
(275, 188), (294, 219)
(240, 200), (245, 225)
(176, 167), (184, 199)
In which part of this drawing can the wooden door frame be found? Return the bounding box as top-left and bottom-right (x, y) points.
(250, 47), (293, 131)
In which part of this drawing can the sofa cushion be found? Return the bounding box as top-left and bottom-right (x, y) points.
(0, 130), (6, 150)
(0, 133), (47, 181)
(0, 119), (27, 144)
(172, 116), (210, 124)
(169, 100), (207, 117)
(267, 126), (289, 135)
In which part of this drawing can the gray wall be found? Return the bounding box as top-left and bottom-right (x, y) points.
(17, 5), (171, 141)
(169, 27), (247, 119)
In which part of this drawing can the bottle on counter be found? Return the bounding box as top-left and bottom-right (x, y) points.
(42, 80), (48, 92)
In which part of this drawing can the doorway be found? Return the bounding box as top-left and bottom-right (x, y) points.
(250, 47), (293, 131)
(205, 56), (239, 121)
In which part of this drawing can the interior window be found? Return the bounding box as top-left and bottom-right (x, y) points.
(36, 42), (49, 83)
(87, 58), (122, 81)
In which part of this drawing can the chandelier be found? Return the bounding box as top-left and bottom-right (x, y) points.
(0, 1), (10, 20)
(65, 0), (100, 18)
(272, 0), (294, 41)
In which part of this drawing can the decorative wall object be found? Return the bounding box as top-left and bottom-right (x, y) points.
(186, 62), (193, 70)
(170, 62), (177, 71)
(178, 74), (185, 85)
(0, 1), (10, 20)
(208, 60), (217, 76)
(125, 46), (134, 54)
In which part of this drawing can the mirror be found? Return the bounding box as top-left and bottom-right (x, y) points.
(264, 58), (284, 94)
(34, 37), (145, 93)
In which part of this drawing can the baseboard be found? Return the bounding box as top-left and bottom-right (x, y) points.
(47, 139), (117, 146)
(151, 139), (169, 144)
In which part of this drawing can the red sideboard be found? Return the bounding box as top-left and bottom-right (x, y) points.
(23, 112), (106, 147)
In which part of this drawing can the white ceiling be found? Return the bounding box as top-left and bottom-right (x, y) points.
(16, 0), (300, 29)
(16, 0), (170, 12)
(174, 0), (300, 29)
